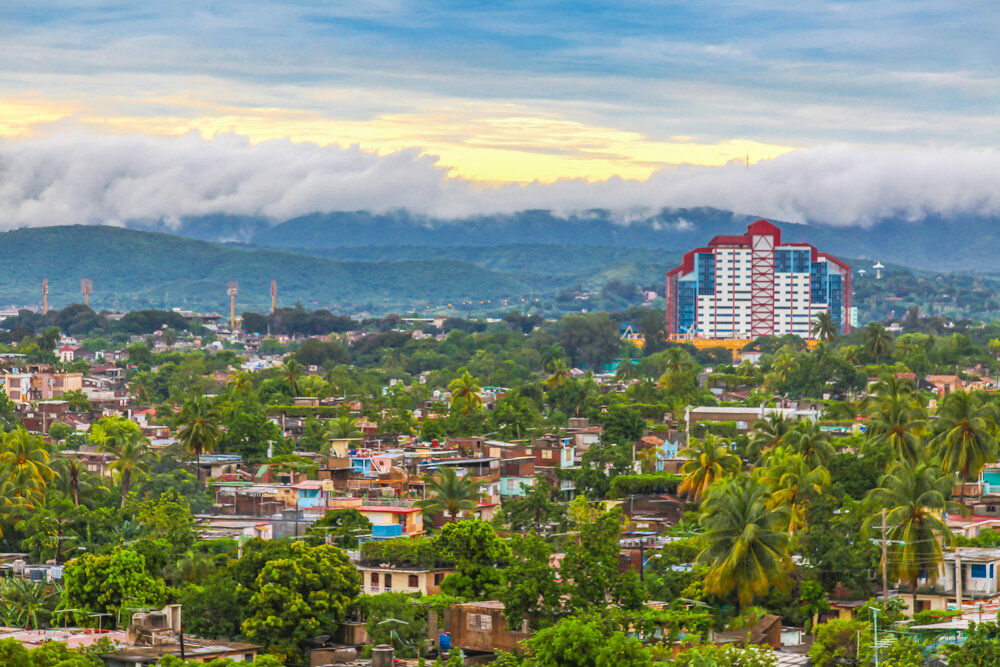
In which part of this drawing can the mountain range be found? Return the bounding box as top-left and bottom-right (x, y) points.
(1, 208), (996, 317)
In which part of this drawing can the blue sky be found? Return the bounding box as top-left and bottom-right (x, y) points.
(0, 1), (998, 225)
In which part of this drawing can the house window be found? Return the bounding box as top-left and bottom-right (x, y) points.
(971, 564), (988, 578)
(434, 573), (444, 585)
(409, 575), (419, 588)
(384, 573), (393, 590)
(370, 573), (379, 587)
(468, 613), (493, 631)
(543, 450), (553, 460)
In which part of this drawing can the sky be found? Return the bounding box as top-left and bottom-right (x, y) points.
(1, 1), (999, 226)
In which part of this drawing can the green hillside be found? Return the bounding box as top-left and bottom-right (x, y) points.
(0, 226), (538, 314)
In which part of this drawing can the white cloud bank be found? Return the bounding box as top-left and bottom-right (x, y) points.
(1, 132), (999, 229)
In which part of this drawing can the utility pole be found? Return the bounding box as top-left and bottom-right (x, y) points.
(42, 278), (48, 314)
(271, 280), (277, 314)
(881, 507), (888, 603)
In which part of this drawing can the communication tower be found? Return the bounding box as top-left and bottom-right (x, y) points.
(271, 280), (277, 314)
(80, 279), (93, 307)
(227, 281), (239, 331)
(42, 279), (48, 314)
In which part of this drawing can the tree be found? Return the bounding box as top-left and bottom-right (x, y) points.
(0, 428), (55, 525)
(867, 459), (961, 611)
(489, 389), (540, 439)
(242, 542), (361, 662)
(810, 311), (839, 342)
(932, 390), (998, 505)
(175, 395), (221, 483)
(758, 449), (829, 533)
(105, 430), (155, 508)
(504, 476), (562, 533)
(0, 578), (59, 630)
(448, 371), (483, 414)
(545, 358), (572, 389)
(416, 467), (483, 523)
(280, 358), (304, 396)
(865, 393), (927, 465)
(323, 415), (361, 440)
(358, 592), (427, 657)
(48, 422), (73, 446)
(784, 421), (834, 468)
(437, 520), (511, 599)
(561, 505), (643, 610)
(600, 404), (645, 446)
(698, 474), (791, 608)
(678, 434), (741, 501)
(522, 614), (652, 667)
(61, 548), (166, 627)
(500, 533), (566, 630)
(862, 322), (893, 364)
(558, 313), (619, 370)
(306, 508), (372, 548)
(218, 397), (281, 464)
(177, 571), (243, 640)
(748, 413), (794, 462)
(62, 389), (91, 413)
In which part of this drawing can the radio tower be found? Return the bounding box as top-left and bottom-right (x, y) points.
(42, 279), (48, 314)
(80, 279), (93, 307)
(227, 281), (239, 331)
(271, 280), (277, 314)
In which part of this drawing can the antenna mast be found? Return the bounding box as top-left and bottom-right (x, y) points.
(42, 279), (48, 314)
(227, 281), (239, 331)
(80, 279), (93, 307)
(271, 280), (277, 314)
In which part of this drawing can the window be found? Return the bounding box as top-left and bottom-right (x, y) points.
(408, 575), (419, 588)
(384, 573), (393, 589)
(370, 573), (379, 586)
(434, 572), (445, 585)
(468, 613), (493, 631)
(542, 450), (554, 459)
(971, 564), (988, 578)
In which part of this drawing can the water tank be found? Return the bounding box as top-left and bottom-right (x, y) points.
(371, 644), (395, 667)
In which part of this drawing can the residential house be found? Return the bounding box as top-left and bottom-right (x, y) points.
(359, 564), (454, 596)
(904, 547), (1000, 615)
(356, 505), (424, 539)
(448, 601), (531, 654)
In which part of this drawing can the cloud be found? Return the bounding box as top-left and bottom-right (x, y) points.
(1, 131), (999, 229)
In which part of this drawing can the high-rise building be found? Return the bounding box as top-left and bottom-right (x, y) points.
(665, 220), (851, 340)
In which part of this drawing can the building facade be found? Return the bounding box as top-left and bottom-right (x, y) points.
(665, 220), (851, 339)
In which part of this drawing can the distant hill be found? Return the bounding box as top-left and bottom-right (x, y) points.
(140, 208), (1000, 274)
(0, 226), (541, 314)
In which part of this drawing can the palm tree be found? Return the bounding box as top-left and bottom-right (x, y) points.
(227, 370), (254, 395)
(869, 373), (916, 402)
(748, 413), (794, 461)
(0, 429), (55, 508)
(448, 371), (483, 414)
(810, 311), (839, 342)
(545, 358), (572, 389)
(698, 474), (791, 608)
(176, 396), (222, 484)
(414, 466), (483, 521)
(656, 347), (697, 391)
(106, 431), (155, 508)
(281, 358), (304, 396)
(324, 416), (361, 439)
(416, 466), (484, 523)
(863, 322), (893, 364)
(678, 434), (741, 501)
(931, 390), (998, 505)
(785, 421), (834, 468)
(0, 578), (59, 629)
(758, 449), (830, 533)
(867, 459), (961, 611)
(865, 394), (927, 464)
(614, 360), (639, 384)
